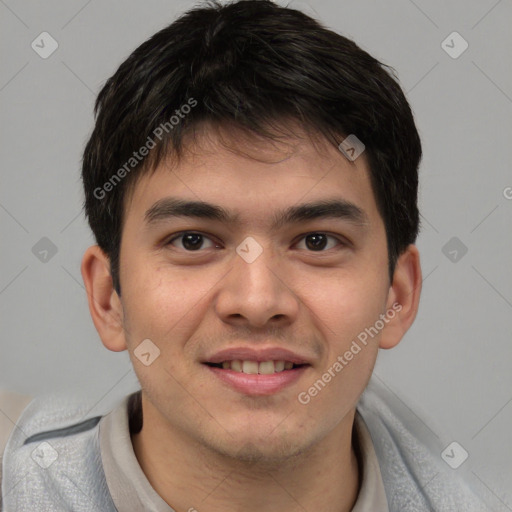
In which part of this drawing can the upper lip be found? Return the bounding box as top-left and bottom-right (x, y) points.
(204, 346), (312, 365)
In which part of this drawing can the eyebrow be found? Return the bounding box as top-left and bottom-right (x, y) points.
(144, 197), (369, 230)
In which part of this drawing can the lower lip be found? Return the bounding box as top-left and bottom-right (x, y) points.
(205, 365), (308, 396)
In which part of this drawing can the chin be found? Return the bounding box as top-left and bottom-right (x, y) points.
(203, 427), (310, 466)
(234, 440), (306, 464)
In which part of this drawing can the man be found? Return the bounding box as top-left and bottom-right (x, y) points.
(1, 1), (489, 510)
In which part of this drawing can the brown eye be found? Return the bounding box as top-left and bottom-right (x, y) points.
(296, 233), (342, 251)
(167, 232), (217, 251)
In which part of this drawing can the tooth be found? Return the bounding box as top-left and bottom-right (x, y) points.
(274, 360), (285, 372)
(284, 361), (293, 370)
(259, 361), (275, 374)
(222, 361), (230, 370)
(242, 360), (259, 374)
(231, 360), (242, 372)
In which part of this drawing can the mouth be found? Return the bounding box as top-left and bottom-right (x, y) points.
(202, 346), (312, 395)
(204, 359), (307, 374)
(203, 350), (311, 395)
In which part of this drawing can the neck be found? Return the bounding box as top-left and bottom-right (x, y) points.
(131, 394), (360, 512)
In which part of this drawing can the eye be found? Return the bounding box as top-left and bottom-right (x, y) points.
(166, 232), (219, 251)
(295, 233), (344, 251)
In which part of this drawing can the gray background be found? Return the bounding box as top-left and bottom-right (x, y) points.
(1, 0), (511, 508)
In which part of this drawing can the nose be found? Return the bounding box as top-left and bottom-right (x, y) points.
(214, 243), (300, 329)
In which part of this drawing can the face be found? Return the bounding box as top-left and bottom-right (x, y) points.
(116, 125), (394, 462)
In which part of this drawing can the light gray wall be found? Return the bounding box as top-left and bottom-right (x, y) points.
(1, 0), (511, 508)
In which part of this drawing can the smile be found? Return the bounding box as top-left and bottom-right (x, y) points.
(204, 360), (309, 396)
(206, 360), (304, 374)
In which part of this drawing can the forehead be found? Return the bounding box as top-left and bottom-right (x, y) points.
(124, 125), (382, 231)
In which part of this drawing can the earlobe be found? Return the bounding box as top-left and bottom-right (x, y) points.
(81, 245), (127, 352)
(379, 244), (422, 350)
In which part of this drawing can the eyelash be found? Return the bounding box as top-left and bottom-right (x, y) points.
(164, 231), (347, 252)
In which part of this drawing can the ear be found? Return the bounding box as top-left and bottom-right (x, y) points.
(379, 244), (422, 350)
(81, 245), (127, 352)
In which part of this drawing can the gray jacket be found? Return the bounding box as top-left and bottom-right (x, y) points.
(1, 379), (490, 511)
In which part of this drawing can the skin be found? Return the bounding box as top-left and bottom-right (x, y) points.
(82, 123), (422, 512)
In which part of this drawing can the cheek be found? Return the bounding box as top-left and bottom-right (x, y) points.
(120, 260), (215, 348)
(296, 274), (384, 417)
(305, 269), (388, 347)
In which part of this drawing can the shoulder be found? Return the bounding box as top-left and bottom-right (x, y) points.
(2, 389), (103, 454)
(0, 389), (34, 492)
(1, 389), (118, 511)
(0, 389), (33, 457)
(357, 378), (491, 512)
